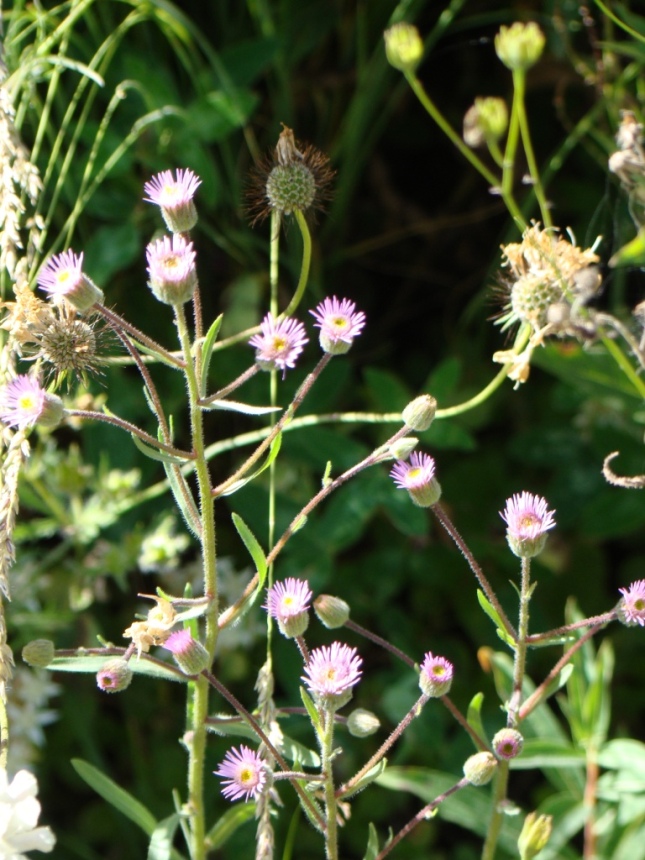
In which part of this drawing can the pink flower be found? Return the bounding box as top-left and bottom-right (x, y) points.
(390, 452), (441, 507)
(501, 491), (555, 558)
(618, 579), (645, 627)
(215, 746), (266, 802)
(249, 313), (308, 374)
(144, 168), (201, 233)
(492, 728), (524, 760)
(0, 375), (63, 430)
(310, 297), (366, 354)
(265, 578), (312, 638)
(302, 642), (362, 698)
(419, 652), (453, 697)
(146, 234), (198, 305)
(36, 250), (103, 311)
(163, 628), (209, 674)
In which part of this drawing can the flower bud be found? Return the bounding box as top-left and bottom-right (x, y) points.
(492, 727), (524, 760)
(402, 395), (437, 431)
(518, 812), (553, 860)
(96, 658), (133, 693)
(389, 437), (418, 461)
(495, 22), (545, 72)
(22, 639), (55, 668)
(463, 97), (508, 148)
(314, 594), (350, 629)
(419, 652), (454, 698)
(163, 629), (210, 675)
(463, 751), (498, 786)
(384, 23), (424, 73)
(347, 708), (380, 738)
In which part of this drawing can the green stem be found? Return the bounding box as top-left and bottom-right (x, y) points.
(600, 333), (645, 399)
(322, 708), (339, 860)
(282, 210), (312, 317)
(174, 303), (218, 860)
(513, 70), (552, 228)
(480, 761), (510, 860)
(405, 72), (525, 228)
(509, 556), (531, 727)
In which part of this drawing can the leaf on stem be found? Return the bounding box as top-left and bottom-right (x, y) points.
(232, 513), (267, 584)
(148, 814), (181, 860)
(163, 462), (201, 539)
(199, 313), (224, 396)
(205, 803), (256, 851)
(466, 692), (490, 750)
(131, 433), (191, 465)
(476, 589), (515, 649)
(201, 399), (281, 415)
(52, 654), (185, 682)
(340, 759), (388, 801)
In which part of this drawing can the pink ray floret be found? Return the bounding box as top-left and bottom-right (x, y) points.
(215, 745), (266, 802)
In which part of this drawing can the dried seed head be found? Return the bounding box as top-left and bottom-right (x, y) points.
(38, 316), (103, 386)
(247, 125), (335, 226)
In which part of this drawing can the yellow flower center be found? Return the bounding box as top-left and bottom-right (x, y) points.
(18, 394), (36, 411)
(272, 336), (287, 352)
(239, 767), (254, 785)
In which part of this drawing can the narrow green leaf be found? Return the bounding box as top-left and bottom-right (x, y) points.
(148, 814), (181, 860)
(466, 692), (489, 750)
(163, 462), (200, 539)
(231, 513), (267, 583)
(52, 654), (185, 683)
(206, 803), (256, 850)
(72, 759), (157, 834)
(220, 433), (282, 496)
(201, 399), (281, 416)
(300, 687), (322, 733)
(341, 759), (387, 800)
(131, 433), (189, 465)
(476, 590), (515, 649)
(363, 823), (379, 860)
(200, 314), (223, 396)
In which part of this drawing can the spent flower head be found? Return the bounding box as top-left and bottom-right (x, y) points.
(265, 578), (312, 638)
(146, 233), (198, 305)
(96, 659), (133, 694)
(247, 125), (334, 226)
(390, 451), (441, 507)
(501, 491), (555, 558)
(215, 745), (266, 802)
(310, 296), (366, 355)
(492, 727), (524, 760)
(0, 375), (63, 430)
(144, 168), (201, 232)
(419, 652), (454, 698)
(617, 579), (645, 627)
(302, 642), (362, 710)
(249, 313), (308, 375)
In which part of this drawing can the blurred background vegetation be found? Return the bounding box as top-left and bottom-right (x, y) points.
(3, 0), (645, 857)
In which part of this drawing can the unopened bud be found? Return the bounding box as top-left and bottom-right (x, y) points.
(495, 22), (545, 72)
(463, 751), (498, 786)
(389, 437), (418, 461)
(402, 395), (437, 431)
(314, 594), (350, 629)
(22, 639), (55, 668)
(347, 708), (380, 737)
(163, 629), (210, 675)
(518, 812), (553, 860)
(96, 658), (133, 693)
(492, 727), (524, 760)
(384, 23), (424, 73)
(463, 97), (508, 148)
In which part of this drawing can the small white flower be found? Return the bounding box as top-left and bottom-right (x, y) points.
(0, 768), (55, 857)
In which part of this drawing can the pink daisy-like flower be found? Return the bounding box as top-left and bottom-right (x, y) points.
(163, 628), (210, 674)
(215, 745), (266, 802)
(501, 491), (555, 558)
(249, 313), (308, 375)
(390, 452), (441, 507)
(0, 375), (63, 430)
(618, 579), (645, 627)
(302, 642), (362, 701)
(310, 297), (366, 355)
(144, 168), (201, 233)
(419, 651), (454, 698)
(265, 578), (312, 638)
(146, 233), (198, 305)
(37, 250), (103, 311)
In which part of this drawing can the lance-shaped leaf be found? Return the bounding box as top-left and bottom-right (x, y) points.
(200, 314), (223, 396)
(219, 433), (282, 496)
(205, 803), (256, 851)
(477, 589), (515, 649)
(131, 433), (192, 465)
(466, 692), (489, 750)
(340, 759), (388, 800)
(201, 399), (281, 416)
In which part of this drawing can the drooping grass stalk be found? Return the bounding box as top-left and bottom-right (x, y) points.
(174, 302), (218, 860)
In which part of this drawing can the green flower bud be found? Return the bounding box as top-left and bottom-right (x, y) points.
(313, 594), (350, 629)
(96, 658), (133, 693)
(464, 98), (508, 148)
(463, 751), (498, 786)
(389, 437), (419, 461)
(347, 708), (380, 737)
(495, 22), (545, 72)
(518, 812), (553, 860)
(402, 395), (437, 431)
(22, 639), (55, 668)
(164, 629), (210, 675)
(384, 23), (424, 73)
